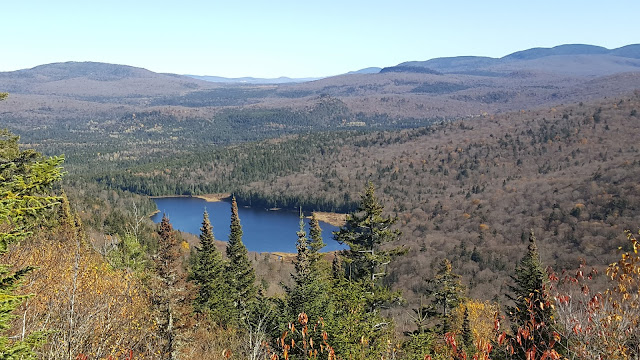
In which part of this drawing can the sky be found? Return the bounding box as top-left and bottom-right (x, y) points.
(2, 0), (639, 78)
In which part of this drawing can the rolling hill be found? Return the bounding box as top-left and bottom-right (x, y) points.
(1, 44), (639, 161)
(390, 43), (640, 75)
(89, 91), (640, 306)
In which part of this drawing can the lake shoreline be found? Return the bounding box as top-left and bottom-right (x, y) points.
(150, 193), (231, 202)
(311, 211), (347, 227)
(150, 194), (347, 227)
(149, 195), (347, 252)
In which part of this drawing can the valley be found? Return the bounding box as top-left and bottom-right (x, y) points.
(1, 43), (640, 359)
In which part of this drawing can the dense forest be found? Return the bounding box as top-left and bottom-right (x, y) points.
(1, 84), (640, 359)
(84, 93), (640, 305)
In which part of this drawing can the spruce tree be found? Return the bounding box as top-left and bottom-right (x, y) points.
(431, 259), (464, 324)
(507, 230), (551, 327)
(507, 230), (559, 359)
(0, 128), (63, 358)
(334, 181), (404, 282)
(156, 215), (180, 285)
(328, 181), (404, 358)
(331, 255), (344, 279)
(292, 211), (311, 285)
(418, 258), (465, 334)
(308, 213), (326, 261)
(308, 213), (332, 279)
(225, 197), (256, 313)
(286, 211), (332, 323)
(155, 214), (187, 360)
(461, 306), (473, 351)
(190, 210), (231, 325)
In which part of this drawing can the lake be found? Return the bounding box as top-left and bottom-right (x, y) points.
(150, 197), (345, 253)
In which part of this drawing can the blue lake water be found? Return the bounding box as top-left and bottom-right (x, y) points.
(150, 197), (345, 253)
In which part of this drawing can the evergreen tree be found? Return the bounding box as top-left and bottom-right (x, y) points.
(308, 213), (326, 262)
(461, 306), (473, 351)
(331, 254), (344, 279)
(507, 230), (552, 327)
(108, 232), (146, 272)
(328, 181), (404, 358)
(326, 276), (396, 359)
(154, 214), (187, 360)
(225, 196), (256, 313)
(506, 230), (559, 359)
(57, 191), (74, 227)
(286, 211), (332, 322)
(156, 215), (180, 285)
(292, 211), (311, 284)
(415, 258), (465, 334)
(430, 259), (464, 332)
(0, 127), (63, 358)
(334, 181), (404, 282)
(190, 210), (231, 325)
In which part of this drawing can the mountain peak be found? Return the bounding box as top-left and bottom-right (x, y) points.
(18, 61), (155, 81)
(502, 44), (609, 60)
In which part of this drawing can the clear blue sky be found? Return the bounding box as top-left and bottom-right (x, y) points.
(2, 0), (638, 78)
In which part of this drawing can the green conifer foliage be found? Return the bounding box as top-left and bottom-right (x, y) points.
(292, 211), (311, 284)
(507, 230), (552, 327)
(431, 259), (464, 320)
(286, 211), (332, 325)
(331, 255), (344, 279)
(328, 182), (404, 358)
(190, 210), (231, 325)
(57, 191), (74, 228)
(108, 232), (146, 272)
(334, 181), (404, 282)
(0, 127), (64, 358)
(308, 213), (326, 259)
(462, 306), (473, 351)
(415, 258), (465, 335)
(506, 230), (560, 360)
(225, 197), (256, 312)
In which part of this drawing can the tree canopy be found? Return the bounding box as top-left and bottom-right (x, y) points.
(0, 125), (64, 358)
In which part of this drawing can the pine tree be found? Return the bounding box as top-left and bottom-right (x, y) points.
(225, 196), (256, 314)
(334, 181), (404, 282)
(190, 210), (231, 325)
(0, 127), (63, 358)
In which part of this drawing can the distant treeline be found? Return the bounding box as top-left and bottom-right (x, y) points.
(234, 189), (359, 213)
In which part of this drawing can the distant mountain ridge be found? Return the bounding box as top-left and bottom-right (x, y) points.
(345, 67), (382, 75)
(0, 61), (214, 96)
(384, 44), (640, 75)
(186, 74), (323, 84)
(2, 43), (640, 140)
(3, 61), (177, 81)
(186, 67), (384, 83)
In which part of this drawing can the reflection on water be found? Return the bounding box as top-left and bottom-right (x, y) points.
(150, 197), (345, 253)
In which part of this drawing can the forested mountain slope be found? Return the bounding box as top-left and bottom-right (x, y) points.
(98, 92), (640, 307)
(240, 94), (640, 303)
(2, 45), (640, 156)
